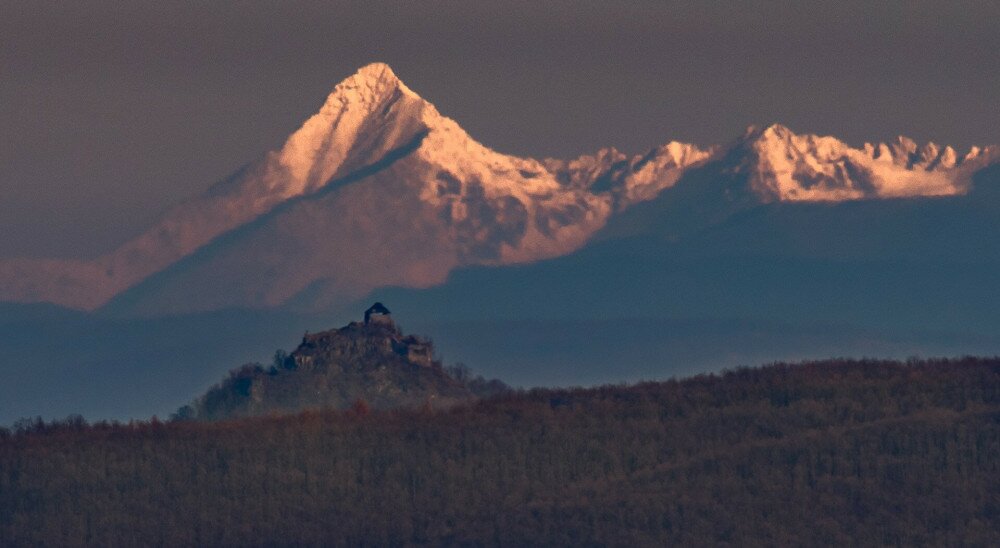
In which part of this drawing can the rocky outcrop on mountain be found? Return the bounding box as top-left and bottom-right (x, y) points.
(178, 305), (504, 421)
(0, 63), (997, 313)
(734, 124), (997, 202)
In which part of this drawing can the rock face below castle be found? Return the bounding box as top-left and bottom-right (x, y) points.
(181, 313), (474, 421)
(297, 319), (435, 371)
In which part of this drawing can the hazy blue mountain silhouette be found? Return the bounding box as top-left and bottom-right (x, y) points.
(3, 166), (999, 424)
(4, 300), (996, 425)
(371, 163), (1000, 330)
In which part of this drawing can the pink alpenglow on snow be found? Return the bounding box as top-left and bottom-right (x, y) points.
(0, 64), (996, 313)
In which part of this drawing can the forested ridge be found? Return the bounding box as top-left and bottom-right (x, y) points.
(2, 357), (1000, 545)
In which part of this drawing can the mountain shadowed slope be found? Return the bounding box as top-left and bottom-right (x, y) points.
(367, 163), (1000, 331)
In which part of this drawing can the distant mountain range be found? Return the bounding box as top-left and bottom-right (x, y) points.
(4, 63), (1000, 424)
(1, 62), (996, 314)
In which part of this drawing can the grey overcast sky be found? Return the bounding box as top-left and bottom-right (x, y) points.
(2, 0), (999, 259)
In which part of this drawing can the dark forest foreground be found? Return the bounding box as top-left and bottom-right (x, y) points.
(2, 358), (1000, 546)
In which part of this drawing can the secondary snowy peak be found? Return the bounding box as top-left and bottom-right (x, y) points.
(544, 141), (716, 208)
(736, 124), (995, 202)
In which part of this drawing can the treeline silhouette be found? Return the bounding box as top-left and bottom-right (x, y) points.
(2, 357), (999, 545)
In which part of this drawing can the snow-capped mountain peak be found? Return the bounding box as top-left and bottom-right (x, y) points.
(276, 62), (433, 196)
(1, 64), (998, 313)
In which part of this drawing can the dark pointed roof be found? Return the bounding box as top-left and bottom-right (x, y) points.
(364, 302), (392, 324)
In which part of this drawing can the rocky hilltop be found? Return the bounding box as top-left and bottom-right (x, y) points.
(178, 304), (503, 421)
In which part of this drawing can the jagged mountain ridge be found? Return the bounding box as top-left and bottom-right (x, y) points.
(738, 124), (994, 202)
(0, 63), (996, 313)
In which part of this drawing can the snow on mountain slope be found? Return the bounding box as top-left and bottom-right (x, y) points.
(1, 64), (435, 309)
(0, 63), (710, 311)
(0, 64), (997, 312)
(737, 124), (996, 202)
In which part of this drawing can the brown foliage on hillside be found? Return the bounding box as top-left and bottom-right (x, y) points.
(2, 357), (1000, 545)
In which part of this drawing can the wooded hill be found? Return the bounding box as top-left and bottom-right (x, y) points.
(175, 312), (508, 421)
(2, 357), (999, 545)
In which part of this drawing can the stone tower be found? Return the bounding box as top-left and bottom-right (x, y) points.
(364, 302), (393, 326)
